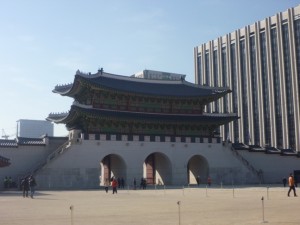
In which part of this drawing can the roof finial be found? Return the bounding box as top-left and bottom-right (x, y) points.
(98, 67), (103, 75)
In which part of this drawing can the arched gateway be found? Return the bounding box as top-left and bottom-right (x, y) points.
(46, 69), (238, 188)
(100, 154), (126, 184)
(187, 155), (209, 185)
(144, 152), (172, 185)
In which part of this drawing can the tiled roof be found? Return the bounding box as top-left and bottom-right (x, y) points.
(54, 71), (230, 97)
(0, 137), (45, 147)
(0, 139), (18, 148)
(48, 103), (239, 125)
(17, 137), (45, 145)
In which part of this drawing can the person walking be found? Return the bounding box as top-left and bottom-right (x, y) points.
(104, 178), (109, 193)
(121, 177), (125, 189)
(29, 175), (37, 198)
(133, 178), (137, 190)
(112, 178), (118, 194)
(282, 177), (287, 187)
(207, 176), (212, 187)
(21, 176), (29, 198)
(287, 173), (297, 197)
(3, 176), (8, 188)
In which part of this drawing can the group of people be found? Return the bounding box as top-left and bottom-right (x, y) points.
(196, 176), (212, 187)
(20, 175), (37, 198)
(103, 177), (125, 194)
(13, 173), (299, 198)
(3, 176), (13, 188)
(104, 177), (150, 193)
(132, 177), (148, 190)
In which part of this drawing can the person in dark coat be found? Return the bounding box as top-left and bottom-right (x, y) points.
(282, 177), (287, 187)
(133, 178), (137, 190)
(104, 178), (109, 193)
(20, 177), (29, 198)
(121, 177), (125, 189)
(29, 175), (37, 198)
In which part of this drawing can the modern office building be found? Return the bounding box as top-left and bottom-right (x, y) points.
(194, 4), (300, 151)
(16, 119), (54, 138)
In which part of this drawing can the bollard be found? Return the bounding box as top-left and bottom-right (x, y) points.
(177, 201), (181, 225)
(70, 205), (74, 225)
(182, 186), (185, 196)
(232, 186), (235, 198)
(261, 196), (268, 223)
(267, 187), (269, 200)
(206, 185), (208, 197)
(164, 185), (166, 196)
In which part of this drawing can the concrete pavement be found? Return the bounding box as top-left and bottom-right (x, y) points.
(0, 185), (299, 225)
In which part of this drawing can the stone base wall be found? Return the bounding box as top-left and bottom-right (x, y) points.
(35, 139), (259, 189)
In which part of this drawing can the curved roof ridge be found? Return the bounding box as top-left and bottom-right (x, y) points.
(54, 69), (231, 97)
(76, 69), (229, 90)
(77, 69), (185, 85)
(47, 111), (70, 122)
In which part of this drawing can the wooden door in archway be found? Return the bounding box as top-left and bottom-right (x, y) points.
(102, 155), (111, 181)
(145, 154), (155, 184)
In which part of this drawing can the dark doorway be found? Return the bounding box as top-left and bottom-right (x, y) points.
(187, 155), (209, 185)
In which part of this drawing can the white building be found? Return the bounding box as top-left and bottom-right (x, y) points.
(17, 119), (54, 138)
(132, 69), (186, 80)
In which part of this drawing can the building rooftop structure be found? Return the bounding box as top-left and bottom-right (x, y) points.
(131, 69), (186, 81)
(16, 119), (54, 138)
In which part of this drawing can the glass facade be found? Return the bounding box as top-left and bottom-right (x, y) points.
(260, 32), (271, 145)
(282, 23), (295, 148)
(230, 43), (239, 142)
(250, 35), (260, 145)
(205, 53), (210, 86)
(240, 40), (249, 144)
(205, 53), (211, 112)
(213, 50), (219, 112)
(270, 28), (283, 147)
(221, 47), (229, 140)
(296, 19), (300, 111)
(197, 54), (202, 84)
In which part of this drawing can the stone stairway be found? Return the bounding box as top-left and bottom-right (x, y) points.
(226, 142), (263, 183)
(29, 140), (72, 175)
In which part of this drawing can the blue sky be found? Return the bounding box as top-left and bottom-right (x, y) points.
(0, 0), (299, 137)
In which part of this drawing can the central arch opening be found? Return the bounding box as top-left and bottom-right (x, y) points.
(143, 152), (172, 185)
(100, 154), (126, 185)
(187, 155), (209, 185)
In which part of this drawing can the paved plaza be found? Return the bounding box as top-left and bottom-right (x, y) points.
(0, 185), (299, 225)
